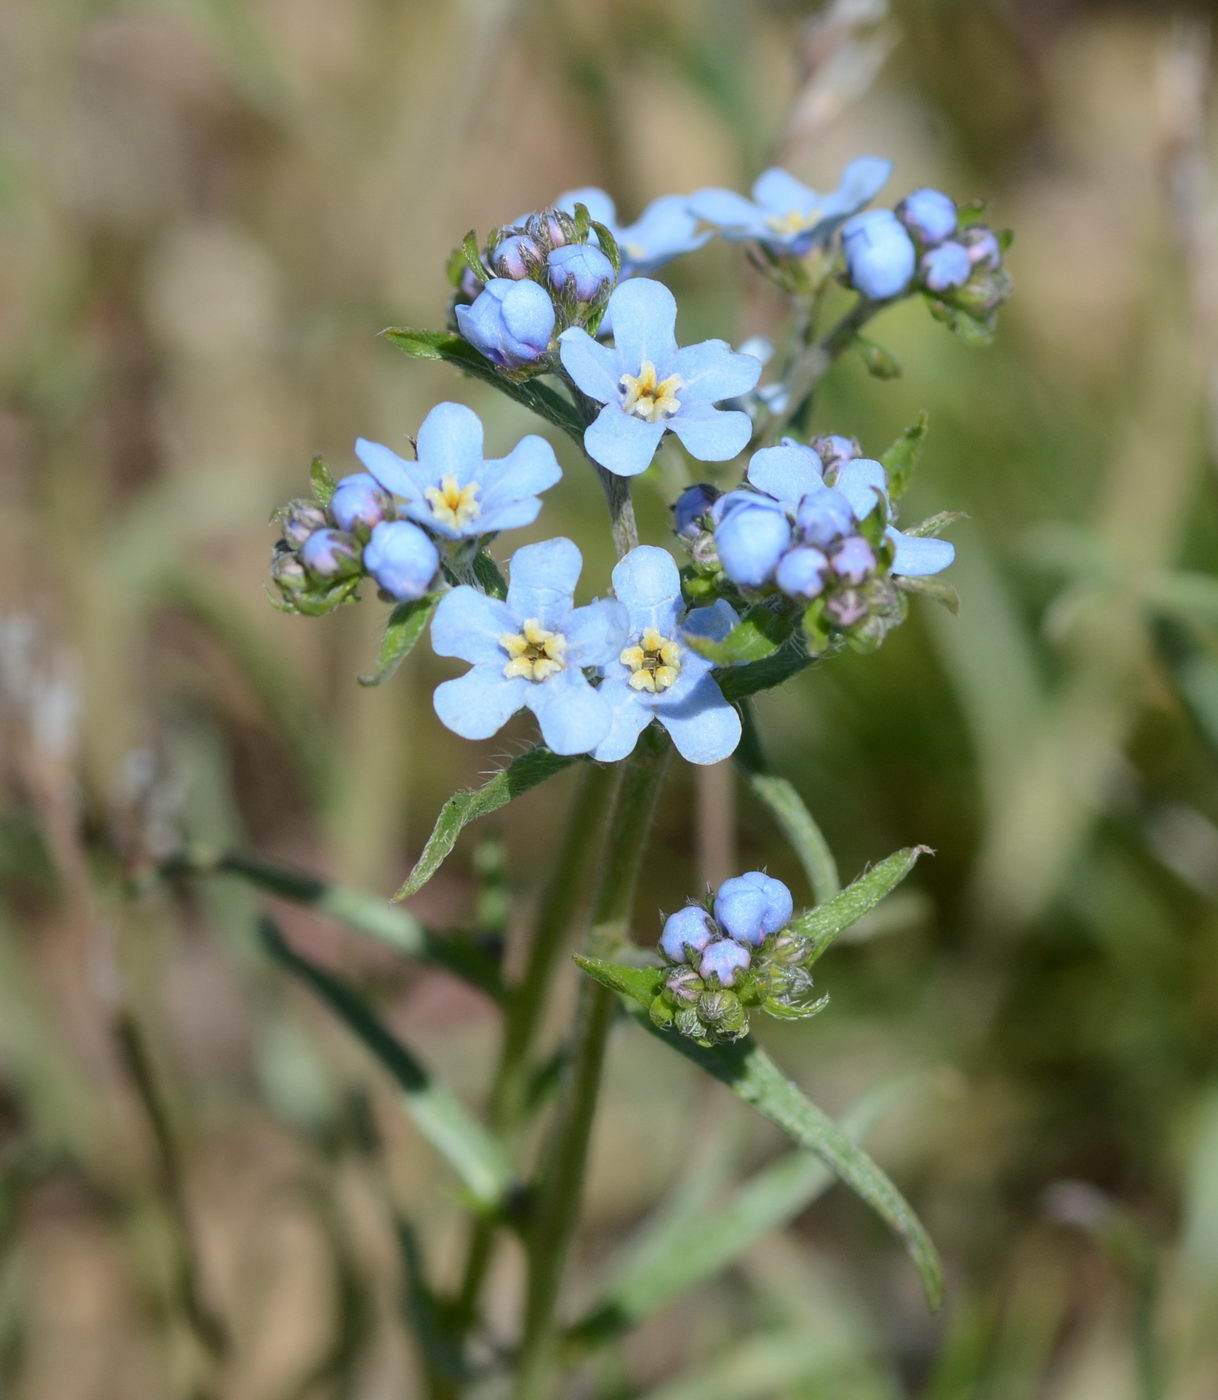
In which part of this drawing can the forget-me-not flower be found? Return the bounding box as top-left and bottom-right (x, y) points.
(354, 402), (561, 542)
(714, 871), (794, 947)
(593, 545), (741, 764)
(688, 158), (892, 256)
(430, 537), (627, 755)
(559, 279), (761, 478)
(841, 210), (917, 301)
(556, 187), (710, 275)
(455, 278), (555, 369)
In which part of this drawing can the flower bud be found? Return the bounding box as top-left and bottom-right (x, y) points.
(455, 279), (556, 370)
(810, 434), (861, 478)
(547, 244), (615, 303)
(842, 210), (917, 301)
(673, 483), (721, 540)
(714, 871), (793, 946)
(795, 487), (856, 548)
(330, 473), (392, 533)
(825, 588), (869, 628)
(300, 528), (362, 581)
(961, 224), (1003, 270)
(362, 521), (439, 601)
(525, 207), (577, 251)
(897, 188), (958, 245)
(490, 231), (544, 280)
(270, 549), (307, 593)
(697, 988), (749, 1040)
(921, 241), (971, 293)
(699, 938), (751, 986)
(281, 499), (328, 549)
(664, 965), (705, 1006)
(660, 904), (717, 963)
(829, 535), (877, 584)
(713, 494), (792, 588)
(775, 546), (829, 599)
(674, 1006), (708, 1041)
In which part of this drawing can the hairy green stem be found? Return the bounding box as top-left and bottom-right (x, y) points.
(513, 728), (672, 1399)
(596, 465), (639, 557)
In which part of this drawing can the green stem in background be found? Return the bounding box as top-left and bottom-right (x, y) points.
(513, 727), (673, 1400)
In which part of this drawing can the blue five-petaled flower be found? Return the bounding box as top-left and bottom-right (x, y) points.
(354, 402), (561, 542)
(559, 279), (761, 478)
(430, 537), (628, 756)
(555, 187), (711, 276)
(594, 546), (741, 765)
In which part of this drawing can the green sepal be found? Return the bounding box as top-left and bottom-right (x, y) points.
(394, 747), (581, 901)
(358, 593), (439, 687)
(574, 955), (667, 1006)
(896, 574), (960, 615)
(802, 601), (831, 656)
(855, 336), (902, 380)
(880, 412), (929, 503)
(460, 229), (492, 286)
(268, 576), (360, 618)
(905, 509), (965, 539)
(790, 846), (930, 964)
(924, 295), (998, 347)
(956, 198), (989, 227)
(684, 602), (795, 665)
(762, 993), (830, 1020)
(587, 216), (622, 276)
(856, 497), (888, 549)
(472, 549), (508, 599)
(310, 454), (337, 506)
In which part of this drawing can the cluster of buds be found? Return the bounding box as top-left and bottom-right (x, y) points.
(649, 872), (826, 1045)
(896, 188), (1012, 335)
(449, 204), (620, 376)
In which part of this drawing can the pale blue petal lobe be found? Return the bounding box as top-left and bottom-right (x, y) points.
(431, 587), (517, 663)
(591, 681), (654, 763)
(669, 405), (753, 463)
(434, 667), (527, 739)
(606, 278), (678, 369)
(565, 598), (629, 666)
(752, 167), (817, 213)
(688, 187), (763, 236)
(746, 443), (824, 506)
(507, 537), (582, 624)
(526, 670), (611, 755)
(354, 438), (424, 499)
(558, 328), (622, 403)
(657, 675), (741, 765)
(415, 402), (485, 478)
(585, 405), (666, 477)
(890, 531), (955, 576)
(670, 341), (763, 401)
(836, 457), (888, 519)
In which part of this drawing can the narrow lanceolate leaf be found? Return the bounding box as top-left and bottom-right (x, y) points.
(261, 920), (514, 1211)
(790, 846), (930, 964)
(685, 603), (795, 666)
(160, 847), (501, 996)
(574, 956), (667, 1007)
(896, 574), (960, 615)
(383, 328), (586, 445)
(310, 454), (337, 506)
(880, 412), (929, 502)
(393, 747), (581, 902)
(635, 1024), (945, 1312)
(905, 509), (966, 540)
(358, 594), (439, 687)
(715, 637), (814, 702)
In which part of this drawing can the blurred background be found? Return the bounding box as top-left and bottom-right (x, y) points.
(5, 0), (1218, 1395)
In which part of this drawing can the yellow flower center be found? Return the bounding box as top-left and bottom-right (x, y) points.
(766, 206), (820, 239)
(500, 618), (567, 682)
(424, 475), (481, 530)
(620, 626), (682, 693)
(619, 360), (683, 424)
(623, 241), (648, 263)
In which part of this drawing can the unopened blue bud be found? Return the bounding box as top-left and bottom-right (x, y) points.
(547, 244), (615, 302)
(526, 208), (575, 250)
(455, 279), (556, 370)
(842, 210), (917, 301)
(330, 473), (392, 533)
(921, 241), (971, 293)
(810, 434), (861, 477)
(363, 521), (439, 601)
(795, 487), (856, 548)
(660, 905), (717, 963)
(962, 224), (1002, 269)
(673, 483), (721, 540)
(282, 499), (328, 549)
(270, 549), (307, 592)
(826, 588), (868, 628)
(829, 535), (877, 584)
(713, 495), (792, 588)
(665, 965), (704, 1006)
(897, 188), (958, 245)
(300, 528), (361, 581)
(491, 232), (543, 280)
(699, 938), (751, 986)
(775, 546), (829, 599)
(715, 871), (793, 946)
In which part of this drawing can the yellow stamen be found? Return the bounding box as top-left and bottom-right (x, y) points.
(618, 360), (684, 424)
(424, 474), (481, 530)
(500, 617), (567, 682)
(620, 625), (682, 693)
(766, 206), (821, 239)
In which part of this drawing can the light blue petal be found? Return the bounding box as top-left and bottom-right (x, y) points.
(399, 500), (462, 540)
(354, 438), (425, 500)
(431, 587), (517, 664)
(714, 500), (791, 587)
(670, 340), (763, 402)
(889, 530), (955, 576)
(415, 402), (485, 479)
(565, 598), (629, 667)
(746, 443), (824, 506)
(525, 668), (611, 755)
(611, 545), (681, 622)
(835, 458), (888, 520)
(584, 404), (666, 477)
(476, 498), (543, 534)
(506, 536), (582, 624)
(668, 404), (753, 463)
(683, 598), (738, 645)
(657, 675), (741, 765)
(834, 156), (892, 211)
(434, 666), (528, 740)
(606, 278), (678, 369)
(558, 328), (622, 403)
(556, 186), (619, 230)
(478, 433), (562, 507)
(619, 195), (711, 269)
(688, 187), (765, 237)
(752, 167), (818, 214)
(591, 679), (654, 762)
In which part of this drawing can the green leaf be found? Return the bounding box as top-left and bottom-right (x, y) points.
(905, 510), (966, 539)
(574, 955), (666, 1006)
(715, 637), (813, 703)
(472, 550), (508, 600)
(880, 412), (929, 502)
(790, 846), (930, 964)
(383, 329), (585, 444)
(460, 229), (492, 285)
(159, 846), (502, 996)
(310, 454), (337, 506)
(394, 747), (581, 902)
(685, 603), (795, 665)
(856, 336), (902, 379)
(260, 919), (514, 1211)
(358, 594), (439, 687)
(896, 574), (960, 615)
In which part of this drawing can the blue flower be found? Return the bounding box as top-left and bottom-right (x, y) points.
(363, 521), (440, 601)
(689, 158), (892, 255)
(699, 939), (751, 986)
(354, 402), (561, 542)
(555, 187), (711, 275)
(921, 241), (972, 292)
(547, 243), (616, 303)
(329, 473), (392, 533)
(430, 537), (628, 755)
(592, 545), (741, 765)
(455, 278), (555, 369)
(660, 905), (717, 963)
(714, 871), (793, 947)
(559, 279), (761, 478)
(897, 188), (958, 245)
(841, 210), (917, 300)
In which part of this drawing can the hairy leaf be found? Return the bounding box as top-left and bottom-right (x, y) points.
(310, 454), (337, 506)
(880, 412), (929, 502)
(896, 574), (960, 615)
(358, 593), (439, 687)
(687, 604), (796, 666)
(472, 550), (508, 599)
(790, 846), (930, 963)
(574, 956), (666, 1006)
(905, 509), (966, 539)
(715, 637), (814, 702)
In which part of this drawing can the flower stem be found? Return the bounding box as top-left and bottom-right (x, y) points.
(596, 464), (639, 556)
(513, 727), (672, 1399)
(770, 296), (883, 440)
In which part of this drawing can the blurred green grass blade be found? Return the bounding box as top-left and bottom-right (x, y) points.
(637, 1328), (884, 1400)
(394, 747), (581, 901)
(160, 847), (502, 997)
(790, 846), (930, 963)
(260, 920), (514, 1211)
(357, 594), (439, 687)
(569, 1079), (907, 1348)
